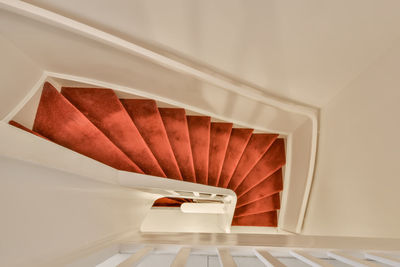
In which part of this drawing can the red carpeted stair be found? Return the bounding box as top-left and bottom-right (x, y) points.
(10, 82), (286, 227)
(236, 169), (283, 207)
(61, 87), (165, 177)
(218, 128), (253, 188)
(187, 116), (211, 185)
(227, 134), (278, 190)
(31, 83), (143, 173)
(159, 108), (196, 183)
(121, 99), (182, 180)
(208, 122), (232, 187)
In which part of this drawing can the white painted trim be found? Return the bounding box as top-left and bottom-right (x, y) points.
(181, 203), (226, 214)
(328, 251), (380, 267)
(296, 126), (318, 233)
(277, 133), (292, 230)
(0, 0), (319, 233)
(118, 171), (236, 233)
(364, 252), (400, 267)
(44, 71), (291, 135)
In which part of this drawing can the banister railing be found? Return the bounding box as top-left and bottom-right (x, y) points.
(118, 170), (237, 233)
(93, 244), (400, 267)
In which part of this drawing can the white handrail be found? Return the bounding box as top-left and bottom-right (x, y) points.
(328, 251), (381, 267)
(118, 170), (236, 232)
(365, 252), (400, 267)
(0, 122), (236, 232)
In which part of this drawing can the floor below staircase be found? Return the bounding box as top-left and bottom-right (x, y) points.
(10, 82), (286, 227)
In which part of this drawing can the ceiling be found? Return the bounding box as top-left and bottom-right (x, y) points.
(23, 0), (400, 107)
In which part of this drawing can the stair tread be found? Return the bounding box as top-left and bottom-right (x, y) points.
(237, 169), (283, 207)
(208, 122), (233, 186)
(227, 134), (278, 191)
(187, 116), (211, 185)
(32, 82), (142, 173)
(235, 139), (286, 198)
(121, 99), (182, 180)
(159, 108), (196, 183)
(61, 87), (166, 177)
(234, 193), (280, 217)
(218, 128), (253, 188)
(232, 211), (277, 227)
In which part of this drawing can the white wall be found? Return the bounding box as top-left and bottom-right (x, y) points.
(21, 0), (400, 107)
(0, 156), (154, 267)
(0, 34), (42, 120)
(303, 39), (400, 238)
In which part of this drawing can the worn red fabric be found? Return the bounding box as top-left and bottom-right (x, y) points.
(61, 87), (165, 177)
(235, 139), (286, 198)
(236, 169), (283, 207)
(121, 99), (182, 180)
(234, 193), (280, 217)
(159, 108), (196, 182)
(218, 128), (253, 188)
(232, 211), (277, 227)
(187, 116), (210, 185)
(227, 134), (278, 190)
(208, 122), (232, 186)
(33, 82), (142, 173)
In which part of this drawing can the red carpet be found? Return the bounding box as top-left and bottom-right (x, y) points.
(235, 139), (286, 198)
(187, 116), (211, 185)
(234, 193), (280, 217)
(10, 82), (286, 227)
(236, 169), (283, 207)
(159, 108), (196, 182)
(232, 211), (277, 227)
(61, 87), (165, 177)
(218, 128), (253, 188)
(121, 99), (182, 180)
(227, 134), (278, 191)
(32, 82), (142, 173)
(208, 122), (232, 186)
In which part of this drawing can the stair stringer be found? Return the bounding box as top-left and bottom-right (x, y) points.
(0, 1), (319, 233)
(0, 121), (236, 233)
(3, 72), (315, 234)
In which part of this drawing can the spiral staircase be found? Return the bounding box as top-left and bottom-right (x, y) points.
(10, 82), (286, 227)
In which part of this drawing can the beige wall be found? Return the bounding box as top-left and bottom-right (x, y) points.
(303, 40), (400, 238)
(21, 0), (400, 107)
(0, 156), (153, 267)
(0, 34), (42, 120)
